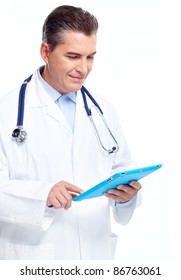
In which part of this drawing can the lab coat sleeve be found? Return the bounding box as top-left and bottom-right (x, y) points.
(0, 146), (56, 230)
(0, 180), (56, 230)
(109, 113), (141, 225)
(111, 196), (138, 225)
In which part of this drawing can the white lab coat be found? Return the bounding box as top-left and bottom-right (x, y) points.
(0, 69), (138, 260)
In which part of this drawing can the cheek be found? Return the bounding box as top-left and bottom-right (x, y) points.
(50, 61), (67, 77)
(88, 61), (94, 72)
(60, 60), (76, 73)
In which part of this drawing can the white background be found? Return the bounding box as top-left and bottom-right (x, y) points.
(0, 0), (180, 265)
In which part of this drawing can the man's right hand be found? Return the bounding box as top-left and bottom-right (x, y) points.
(47, 181), (84, 209)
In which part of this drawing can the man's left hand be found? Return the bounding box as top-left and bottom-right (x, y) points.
(104, 181), (142, 203)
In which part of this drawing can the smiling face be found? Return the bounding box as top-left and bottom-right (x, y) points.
(40, 31), (97, 94)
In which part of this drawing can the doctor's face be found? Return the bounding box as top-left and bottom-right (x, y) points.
(40, 31), (97, 94)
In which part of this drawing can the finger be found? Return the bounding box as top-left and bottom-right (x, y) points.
(55, 192), (72, 209)
(64, 201), (72, 210)
(107, 188), (126, 196)
(49, 183), (78, 207)
(104, 191), (130, 203)
(105, 185), (139, 203)
(71, 193), (80, 199)
(58, 186), (74, 203)
(117, 185), (135, 195)
(47, 181), (84, 209)
(128, 181), (142, 190)
(48, 199), (71, 210)
(48, 197), (62, 209)
(48, 191), (69, 209)
(108, 188), (134, 199)
(63, 181), (84, 194)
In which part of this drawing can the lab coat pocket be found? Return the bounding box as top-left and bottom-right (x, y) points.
(109, 233), (118, 259)
(0, 241), (55, 260)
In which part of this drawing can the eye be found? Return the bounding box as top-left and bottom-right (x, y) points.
(67, 55), (79, 59)
(66, 53), (81, 59)
(87, 55), (94, 60)
(88, 54), (95, 59)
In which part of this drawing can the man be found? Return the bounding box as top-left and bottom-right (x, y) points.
(0, 5), (141, 260)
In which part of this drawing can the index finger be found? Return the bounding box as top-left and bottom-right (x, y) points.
(64, 182), (84, 194)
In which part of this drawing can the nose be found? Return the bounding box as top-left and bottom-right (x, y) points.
(76, 59), (88, 75)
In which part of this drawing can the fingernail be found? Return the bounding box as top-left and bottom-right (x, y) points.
(117, 185), (124, 190)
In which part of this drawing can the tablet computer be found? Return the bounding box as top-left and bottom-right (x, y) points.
(73, 164), (162, 201)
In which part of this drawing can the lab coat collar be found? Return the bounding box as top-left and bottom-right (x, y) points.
(28, 70), (78, 108)
(27, 70), (84, 132)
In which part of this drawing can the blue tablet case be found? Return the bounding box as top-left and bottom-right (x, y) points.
(73, 164), (162, 201)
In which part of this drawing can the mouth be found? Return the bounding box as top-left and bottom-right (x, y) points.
(68, 75), (85, 82)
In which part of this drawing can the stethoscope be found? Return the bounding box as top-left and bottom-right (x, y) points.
(12, 74), (119, 154)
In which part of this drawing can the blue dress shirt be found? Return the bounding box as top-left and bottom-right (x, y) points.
(37, 69), (76, 131)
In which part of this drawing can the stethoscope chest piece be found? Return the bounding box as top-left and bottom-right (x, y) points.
(12, 75), (32, 144)
(12, 127), (27, 143)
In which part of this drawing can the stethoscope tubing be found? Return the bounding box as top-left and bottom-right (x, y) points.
(17, 75), (33, 127)
(81, 85), (103, 115)
(12, 74), (119, 154)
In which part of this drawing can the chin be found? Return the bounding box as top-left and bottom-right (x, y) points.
(69, 85), (82, 93)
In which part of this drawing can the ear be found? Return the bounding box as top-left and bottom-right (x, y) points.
(40, 42), (50, 63)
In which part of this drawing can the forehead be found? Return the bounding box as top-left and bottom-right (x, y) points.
(57, 30), (97, 54)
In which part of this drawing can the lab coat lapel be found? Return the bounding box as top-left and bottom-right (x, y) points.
(46, 100), (68, 126)
(28, 74), (72, 132)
